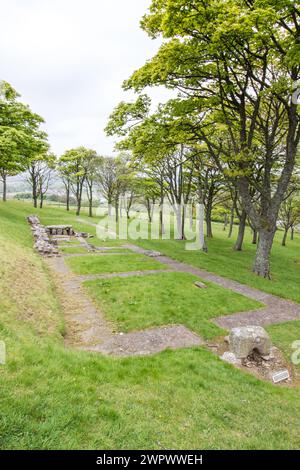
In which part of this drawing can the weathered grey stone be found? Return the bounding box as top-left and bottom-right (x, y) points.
(221, 351), (241, 366)
(27, 215), (40, 225)
(194, 281), (207, 289)
(229, 326), (271, 359)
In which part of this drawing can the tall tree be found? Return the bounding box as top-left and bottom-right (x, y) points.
(60, 147), (96, 216)
(0, 81), (47, 202)
(123, 0), (300, 278)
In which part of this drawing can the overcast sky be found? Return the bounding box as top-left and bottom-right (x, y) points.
(0, 0), (169, 156)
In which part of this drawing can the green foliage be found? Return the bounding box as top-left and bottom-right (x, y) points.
(0, 81), (48, 184)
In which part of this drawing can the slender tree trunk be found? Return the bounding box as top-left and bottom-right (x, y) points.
(234, 210), (247, 251)
(32, 178), (38, 208)
(228, 206), (235, 238)
(206, 207), (213, 238)
(282, 227), (289, 247)
(189, 204), (193, 229)
(252, 228), (258, 245)
(159, 182), (164, 236)
(108, 198), (112, 217)
(145, 198), (152, 223)
(253, 228), (276, 279)
(76, 181), (83, 216)
(291, 226), (294, 241)
(2, 174), (7, 202)
(223, 213), (228, 231)
(88, 183), (93, 217)
(115, 197), (119, 223)
(66, 186), (70, 211)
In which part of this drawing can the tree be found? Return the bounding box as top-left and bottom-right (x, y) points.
(84, 152), (102, 217)
(27, 153), (55, 208)
(59, 147), (96, 216)
(279, 195), (300, 246)
(123, 0), (300, 278)
(0, 81), (47, 202)
(96, 154), (130, 221)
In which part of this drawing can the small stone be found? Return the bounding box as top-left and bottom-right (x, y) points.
(221, 351), (241, 366)
(194, 281), (207, 289)
(224, 336), (230, 344)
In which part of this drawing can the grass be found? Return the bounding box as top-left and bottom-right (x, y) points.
(1, 200), (300, 449)
(65, 253), (167, 275)
(134, 223), (300, 304)
(60, 246), (90, 254)
(84, 272), (262, 340)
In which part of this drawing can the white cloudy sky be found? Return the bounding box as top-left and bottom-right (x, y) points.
(0, 0), (169, 156)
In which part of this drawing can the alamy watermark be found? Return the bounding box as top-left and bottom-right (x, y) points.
(291, 340), (300, 365)
(95, 201), (206, 251)
(292, 81), (300, 105)
(0, 340), (6, 365)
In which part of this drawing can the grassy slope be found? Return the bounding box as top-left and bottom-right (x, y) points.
(84, 273), (261, 340)
(1, 201), (300, 449)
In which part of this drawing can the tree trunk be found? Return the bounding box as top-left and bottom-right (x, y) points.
(66, 186), (70, 211)
(145, 198), (152, 223)
(197, 203), (207, 252)
(253, 228), (276, 279)
(228, 206), (234, 238)
(205, 205), (213, 238)
(39, 194), (44, 209)
(291, 226), (294, 241)
(234, 210), (246, 251)
(115, 198), (119, 223)
(223, 213), (228, 231)
(282, 227), (289, 247)
(2, 174), (7, 202)
(159, 184), (164, 236)
(252, 228), (258, 245)
(189, 204), (193, 229)
(88, 184), (93, 217)
(32, 179), (38, 208)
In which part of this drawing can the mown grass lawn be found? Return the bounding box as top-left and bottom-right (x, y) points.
(84, 272), (262, 340)
(1, 200), (300, 449)
(66, 253), (167, 275)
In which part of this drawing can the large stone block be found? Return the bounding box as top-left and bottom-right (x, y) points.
(229, 326), (271, 359)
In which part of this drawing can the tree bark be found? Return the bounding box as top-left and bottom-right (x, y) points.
(2, 174), (7, 202)
(252, 228), (258, 245)
(205, 204), (213, 238)
(291, 226), (294, 241)
(234, 210), (246, 251)
(253, 228), (276, 278)
(66, 186), (70, 211)
(228, 206), (234, 238)
(223, 213), (228, 231)
(282, 227), (289, 247)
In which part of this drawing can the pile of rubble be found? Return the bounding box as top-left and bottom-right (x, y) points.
(27, 215), (59, 257)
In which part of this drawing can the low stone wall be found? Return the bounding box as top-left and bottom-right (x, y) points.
(27, 215), (59, 257)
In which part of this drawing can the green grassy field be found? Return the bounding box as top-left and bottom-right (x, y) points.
(66, 253), (167, 275)
(1, 200), (300, 449)
(84, 273), (261, 340)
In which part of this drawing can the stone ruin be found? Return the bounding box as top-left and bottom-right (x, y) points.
(229, 326), (271, 359)
(27, 215), (93, 256)
(27, 215), (59, 257)
(220, 326), (291, 384)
